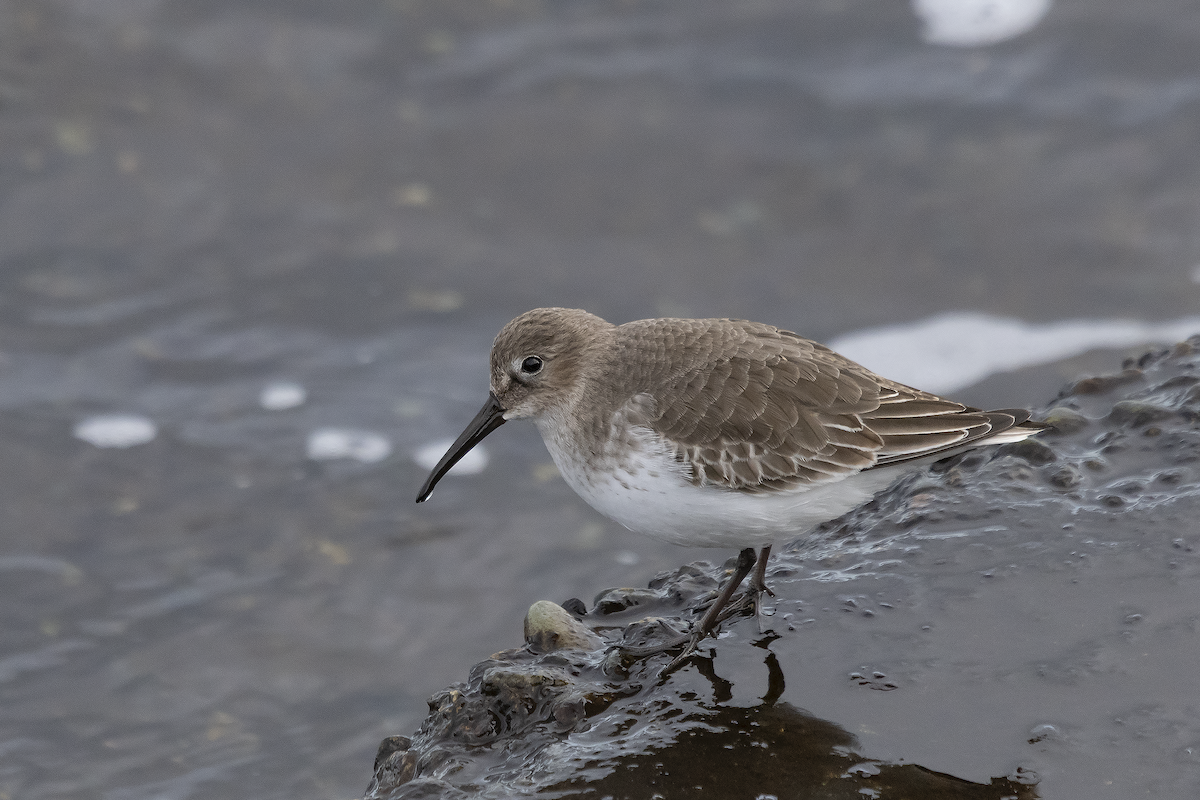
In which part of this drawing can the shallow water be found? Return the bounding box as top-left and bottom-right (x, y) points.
(2, 1), (1200, 798)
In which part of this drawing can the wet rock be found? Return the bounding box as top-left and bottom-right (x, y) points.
(1185, 385), (1200, 411)
(1046, 464), (1083, 490)
(995, 460), (1037, 483)
(1155, 468), (1188, 485)
(374, 735), (412, 770)
(1004, 437), (1057, 467)
(592, 587), (663, 615)
(419, 664), (597, 748)
(648, 560), (721, 592)
(616, 616), (688, 652)
(523, 600), (604, 653)
(373, 778), (468, 799)
(1106, 479), (1146, 497)
(1157, 374), (1200, 390)
(560, 597), (588, 616)
(365, 335), (1200, 800)
(1108, 400), (1175, 428)
(1061, 368), (1142, 396)
(1042, 406), (1089, 435)
(594, 565), (722, 619)
(368, 736), (416, 792)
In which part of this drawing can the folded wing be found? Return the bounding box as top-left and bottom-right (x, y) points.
(630, 319), (1040, 493)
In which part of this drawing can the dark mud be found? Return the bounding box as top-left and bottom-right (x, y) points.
(367, 338), (1200, 799)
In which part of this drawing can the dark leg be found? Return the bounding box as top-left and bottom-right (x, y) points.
(662, 548), (757, 671)
(746, 544), (776, 633)
(749, 545), (774, 597)
(722, 545), (775, 624)
(619, 548), (757, 663)
(685, 548), (757, 644)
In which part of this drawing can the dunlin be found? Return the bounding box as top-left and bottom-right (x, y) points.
(417, 308), (1043, 668)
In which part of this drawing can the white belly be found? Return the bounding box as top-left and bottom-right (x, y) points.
(536, 419), (906, 549)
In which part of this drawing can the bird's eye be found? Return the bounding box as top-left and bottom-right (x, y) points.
(520, 356), (543, 375)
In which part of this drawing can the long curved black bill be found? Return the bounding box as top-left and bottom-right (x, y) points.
(416, 392), (507, 502)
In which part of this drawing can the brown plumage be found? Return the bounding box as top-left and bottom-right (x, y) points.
(416, 307), (1045, 666)
(479, 309), (1039, 494)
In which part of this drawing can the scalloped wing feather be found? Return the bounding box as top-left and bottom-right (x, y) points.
(621, 319), (1041, 493)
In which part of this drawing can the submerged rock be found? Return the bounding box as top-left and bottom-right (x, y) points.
(365, 336), (1200, 800)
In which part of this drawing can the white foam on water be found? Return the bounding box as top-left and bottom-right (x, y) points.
(613, 550), (641, 566)
(828, 312), (1200, 394)
(306, 428), (392, 463)
(73, 414), (158, 448)
(259, 381), (307, 410)
(912, 0), (1053, 47)
(413, 439), (489, 476)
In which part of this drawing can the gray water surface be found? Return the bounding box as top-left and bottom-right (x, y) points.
(2, 1), (1200, 798)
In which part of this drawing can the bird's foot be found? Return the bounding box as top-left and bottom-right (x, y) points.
(662, 629), (705, 673)
(723, 582), (777, 633)
(749, 575), (775, 598)
(723, 573), (775, 615)
(615, 548), (761, 672)
(617, 625), (692, 660)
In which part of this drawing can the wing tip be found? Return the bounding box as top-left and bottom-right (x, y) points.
(869, 406), (1048, 468)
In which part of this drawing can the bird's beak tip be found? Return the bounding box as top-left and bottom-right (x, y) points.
(413, 393), (507, 505)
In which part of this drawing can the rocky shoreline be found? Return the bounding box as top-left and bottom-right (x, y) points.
(367, 337), (1200, 799)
